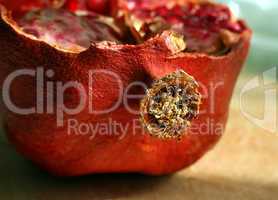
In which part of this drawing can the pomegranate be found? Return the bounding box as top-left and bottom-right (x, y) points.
(0, 0), (251, 176)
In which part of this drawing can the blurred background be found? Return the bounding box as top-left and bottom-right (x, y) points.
(218, 0), (278, 75)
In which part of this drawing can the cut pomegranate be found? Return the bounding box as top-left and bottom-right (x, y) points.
(0, 0), (252, 176)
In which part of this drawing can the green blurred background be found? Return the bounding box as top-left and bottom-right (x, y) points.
(218, 0), (278, 75)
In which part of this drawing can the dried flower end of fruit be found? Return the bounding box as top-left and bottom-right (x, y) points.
(141, 70), (201, 139)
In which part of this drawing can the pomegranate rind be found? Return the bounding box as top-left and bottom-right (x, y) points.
(0, 4), (251, 176)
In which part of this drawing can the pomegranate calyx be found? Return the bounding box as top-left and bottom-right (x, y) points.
(140, 70), (201, 139)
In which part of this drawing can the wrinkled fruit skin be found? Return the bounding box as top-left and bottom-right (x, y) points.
(0, 0), (251, 176)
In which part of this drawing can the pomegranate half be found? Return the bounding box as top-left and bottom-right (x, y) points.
(0, 0), (251, 176)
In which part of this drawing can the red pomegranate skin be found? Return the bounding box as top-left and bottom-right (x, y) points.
(0, 1), (251, 176)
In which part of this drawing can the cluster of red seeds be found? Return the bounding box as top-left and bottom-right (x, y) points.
(15, 0), (246, 54)
(129, 2), (245, 53)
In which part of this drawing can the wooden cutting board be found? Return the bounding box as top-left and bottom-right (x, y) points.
(0, 82), (277, 200)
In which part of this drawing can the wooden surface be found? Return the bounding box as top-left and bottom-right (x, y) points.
(0, 82), (277, 200)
